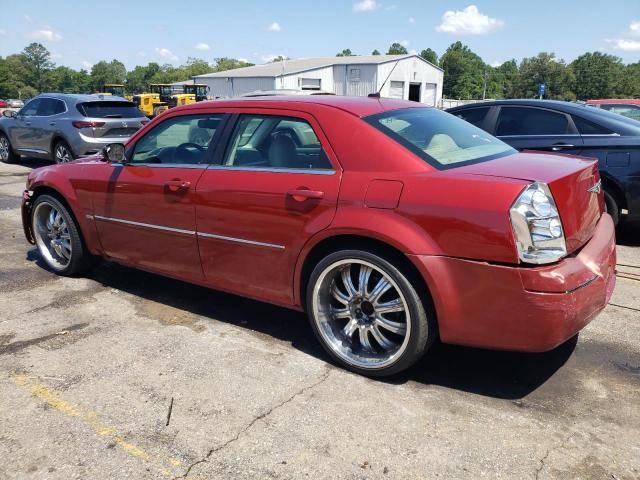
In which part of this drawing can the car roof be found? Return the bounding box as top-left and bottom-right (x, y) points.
(170, 95), (424, 117)
(34, 93), (131, 104)
(447, 99), (640, 135)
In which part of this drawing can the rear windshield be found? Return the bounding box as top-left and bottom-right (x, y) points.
(365, 107), (515, 169)
(77, 101), (143, 119)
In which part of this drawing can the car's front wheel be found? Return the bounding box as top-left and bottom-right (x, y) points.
(307, 249), (433, 377)
(31, 194), (94, 276)
(53, 140), (75, 164)
(0, 133), (17, 163)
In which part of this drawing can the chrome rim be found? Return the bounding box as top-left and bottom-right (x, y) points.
(32, 201), (72, 271)
(55, 144), (72, 163)
(312, 259), (411, 370)
(0, 136), (9, 161)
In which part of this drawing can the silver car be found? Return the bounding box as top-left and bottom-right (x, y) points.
(0, 93), (148, 164)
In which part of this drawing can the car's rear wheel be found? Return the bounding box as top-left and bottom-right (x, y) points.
(307, 249), (432, 377)
(31, 194), (94, 276)
(603, 190), (619, 226)
(0, 133), (17, 163)
(53, 140), (74, 164)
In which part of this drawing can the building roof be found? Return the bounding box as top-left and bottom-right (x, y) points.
(170, 95), (425, 118)
(195, 54), (443, 79)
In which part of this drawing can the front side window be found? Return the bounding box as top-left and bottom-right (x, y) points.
(453, 107), (490, 129)
(223, 115), (332, 170)
(20, 99), (40, 116)
(131, 114), (223, 165)
(365, 107), (515, 169)
(496, 107), (569, 136)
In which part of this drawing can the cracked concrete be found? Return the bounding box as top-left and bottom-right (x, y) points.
(0, 161), (639, 479)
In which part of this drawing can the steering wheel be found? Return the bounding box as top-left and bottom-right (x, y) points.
(173, 142), (206, 163)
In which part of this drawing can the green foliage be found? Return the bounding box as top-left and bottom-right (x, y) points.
(440, 42), (485, 99)
(420, 48), (438, 66)
(518, 52), (575, 100)
(387, 43), (408, 55)
(336, 49), (354, 57)
(269, 56), (290, 63)
(571, 52), (625, 100)
(90, 59), (127, 91)
(22, 43), (54, 92)
(372, 49), (380, 56)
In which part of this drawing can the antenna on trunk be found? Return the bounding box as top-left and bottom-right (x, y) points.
(368, 59), (401, 98)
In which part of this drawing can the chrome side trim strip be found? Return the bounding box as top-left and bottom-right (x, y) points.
(197, 231), (285, 250)
(111, 163), (208, 169)
(93, 215), (195, 235)
(206, 165), (335, 176)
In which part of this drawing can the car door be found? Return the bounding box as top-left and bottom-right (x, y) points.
(33, 98), (66, 153)
(493, 106), (583, 155)
(9, 98), (40, 152)
(91, 112), (227, 281)
(195, 110), (342, 305)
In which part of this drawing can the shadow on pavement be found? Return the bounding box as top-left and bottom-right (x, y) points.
(22, 253), (576, 401)
(13, 157), (52, 169)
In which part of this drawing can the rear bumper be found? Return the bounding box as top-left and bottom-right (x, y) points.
(412, 214), (616, 352)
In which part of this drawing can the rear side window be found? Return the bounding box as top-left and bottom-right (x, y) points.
(496, 107), (569, 136)
(572, 116), (613, 135)
(37, 98), (66, 116)
(453, 107), (490, 129)
(224, 115), (332, 170)
(77, 101), (143, 119)
(365, 108), (515, 169)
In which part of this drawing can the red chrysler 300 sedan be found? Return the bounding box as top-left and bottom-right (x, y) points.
(20, 96), (616, 376)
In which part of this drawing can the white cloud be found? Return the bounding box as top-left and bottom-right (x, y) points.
(155, 47), (178, 61)
(490, 60), (502, 67)
(353, 0), (379, 12)
(23, 15), (32, 23)
(408, 17), (415, 24)
(400, 40), (409, 47)
(27, 27), (63, 42)
(409, 49), (417, 55)
(436, 5), (503, 35)
(82, 60), (92, 69)
(237, 58), (249, 63)
(629, 20), (640, 36)
(194, 42), (210, 51)
(261, 53), (286, 62)
(267, 22), (281, 32)
(606, 38), (640, 52)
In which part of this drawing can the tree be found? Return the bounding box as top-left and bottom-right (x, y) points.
(571, 52), (624, 100)
(269, 55), (289, 63)
(126, 63), (161, 93)
(518, 52), (575, 100)
(211, 57), (253, 72)
(336, 49), (354, 57)
(48, 66), (90, 93)
(420, 48), (438, 66)
(387, 43), (408, 55)
(486, 60), (520, 99)
(90, 59), (126, 90)
(618, 62), (640, 97)
(22, 43), (54, 92)
(372, 49), (380, 55)
(440, 42), (485, 99)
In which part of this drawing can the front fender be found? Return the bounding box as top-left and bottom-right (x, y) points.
(28, 166), (101, 255)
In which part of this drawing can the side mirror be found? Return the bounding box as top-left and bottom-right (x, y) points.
(2, 110), (16, 118)
(103, 143), (126, 163)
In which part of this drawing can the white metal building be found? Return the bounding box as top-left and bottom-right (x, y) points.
(193, 55), (444, 106)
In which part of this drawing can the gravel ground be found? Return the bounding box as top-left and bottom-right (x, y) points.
(0, 159), (638, 480)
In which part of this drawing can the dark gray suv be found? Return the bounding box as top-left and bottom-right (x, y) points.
(0, 93), (148, 164)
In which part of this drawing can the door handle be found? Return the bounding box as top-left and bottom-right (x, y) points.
(287, 189), (324, 201)
(165, 180), (191, 192)
(551, 143), (575, 151)
(49, 122), (56, 126)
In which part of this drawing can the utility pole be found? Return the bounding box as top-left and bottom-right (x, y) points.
(482, 70), (487, 100)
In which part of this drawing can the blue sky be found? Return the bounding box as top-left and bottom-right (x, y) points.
(0, 0), (638, 70)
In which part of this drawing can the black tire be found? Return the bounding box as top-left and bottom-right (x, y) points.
(52, 139), (75, 164)
(0, 132), (18, 163)
(306, 249), (434, 377)
(603, 190), (619, 226)
(31, 194), (94, 276)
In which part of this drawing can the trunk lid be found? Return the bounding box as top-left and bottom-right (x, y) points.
(457, 151), (603, 254)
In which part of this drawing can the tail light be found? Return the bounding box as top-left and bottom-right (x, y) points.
(510, 182), (567, 264)
(72, 121), (105, 128)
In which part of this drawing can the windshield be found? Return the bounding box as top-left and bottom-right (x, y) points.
(365, 107), (516, 169)
(77, 101), (143, 119)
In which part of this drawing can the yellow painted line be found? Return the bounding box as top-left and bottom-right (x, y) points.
(12, 374), (182, 474)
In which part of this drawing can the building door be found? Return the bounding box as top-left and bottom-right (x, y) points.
(424, 83), (437, 106)
(409, 83), (421, 102)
